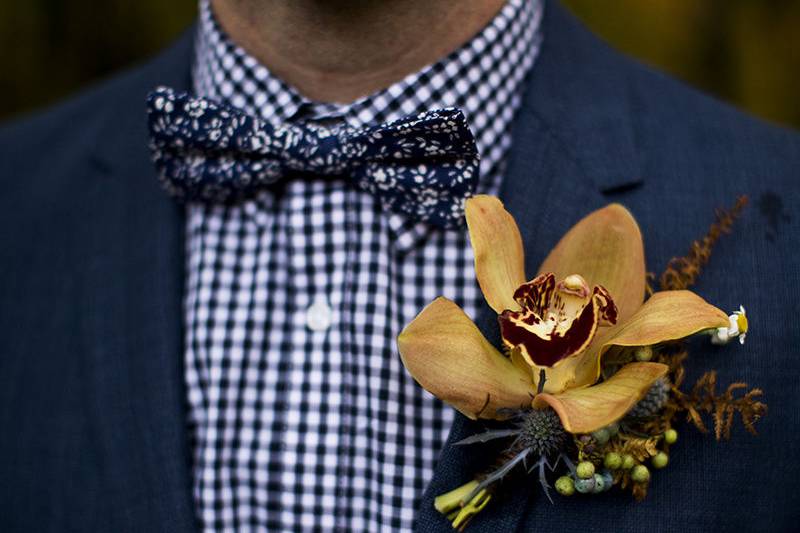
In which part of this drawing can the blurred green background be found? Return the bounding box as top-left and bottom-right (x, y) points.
(1, 0), (798, 128)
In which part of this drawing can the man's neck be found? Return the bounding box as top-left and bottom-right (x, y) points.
(211, 0), (507, 103)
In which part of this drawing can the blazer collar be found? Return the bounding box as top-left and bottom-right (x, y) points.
(415, 2), (642, 531)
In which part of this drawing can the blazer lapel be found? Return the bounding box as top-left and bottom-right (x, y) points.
(81, 30), (198, 531)
(415, 2), (644, 531)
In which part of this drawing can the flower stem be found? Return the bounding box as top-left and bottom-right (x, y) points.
(434, 481), (480, 514)
(537, 368), (547, 395)
(434, 480), (492, 531)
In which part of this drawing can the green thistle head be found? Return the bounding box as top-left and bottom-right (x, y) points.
(517, 407), (566, 456)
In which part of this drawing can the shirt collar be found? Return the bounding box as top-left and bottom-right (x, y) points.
(193, 0), (543, 166)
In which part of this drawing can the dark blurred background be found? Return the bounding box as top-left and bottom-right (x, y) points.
(1, 0), (798, 128)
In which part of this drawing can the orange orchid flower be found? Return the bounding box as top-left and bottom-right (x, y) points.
(397, 195), (731, 434)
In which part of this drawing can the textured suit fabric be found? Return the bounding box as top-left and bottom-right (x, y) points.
(1, 3), (798, 533)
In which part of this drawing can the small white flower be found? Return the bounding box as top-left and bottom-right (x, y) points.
(710, 305), (748, 345)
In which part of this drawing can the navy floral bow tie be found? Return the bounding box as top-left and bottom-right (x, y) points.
(146, 87), (480, 228)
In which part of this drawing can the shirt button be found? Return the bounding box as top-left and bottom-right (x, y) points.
(306, 295), (333, 332)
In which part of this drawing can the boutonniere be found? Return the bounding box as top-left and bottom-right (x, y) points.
(398, 195), (764, 530)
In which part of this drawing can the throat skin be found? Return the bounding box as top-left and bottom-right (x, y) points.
(211, 0), (507, 103)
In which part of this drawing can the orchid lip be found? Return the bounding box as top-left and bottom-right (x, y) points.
(498, 273), (618, 368)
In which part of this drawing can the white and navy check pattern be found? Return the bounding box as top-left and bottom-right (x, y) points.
(184, 0), (543, 530)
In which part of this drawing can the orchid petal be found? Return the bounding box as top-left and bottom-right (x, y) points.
(397, 297), (535, 420)
(532, 362), (669, 433)
(531, 290), (730, 393)
(537, 204), (645, 322)
(466, 195), (526, 314)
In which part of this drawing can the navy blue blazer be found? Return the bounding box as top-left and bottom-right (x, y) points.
(1, 3), (798, 532)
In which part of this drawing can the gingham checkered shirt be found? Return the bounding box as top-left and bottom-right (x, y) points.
(185, 0), (543, 530)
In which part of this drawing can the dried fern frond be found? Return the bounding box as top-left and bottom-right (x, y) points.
(631, 481), (649, 501)
(654, 346), (689, 388)
(639, 408), (676, 436)
(645, 272), (656, 298)
(674, 371), (767, 439)
(660, 195), (748, 291)
(616, 468), (650, 501)
(616, 435), (660, 462)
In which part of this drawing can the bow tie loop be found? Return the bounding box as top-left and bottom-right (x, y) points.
(147, 87), (480, 228)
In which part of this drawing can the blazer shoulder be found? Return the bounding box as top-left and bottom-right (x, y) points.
(528, 3), (798, 199)
(621, 50), (800, 178)
(0, 27), (194, 178)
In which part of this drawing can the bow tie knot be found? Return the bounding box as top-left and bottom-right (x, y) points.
(146, 87), (480, 228)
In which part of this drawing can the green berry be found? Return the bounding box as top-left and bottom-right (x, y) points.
(621, 454), (636, 470)
(576, 461), (596, 479)
(604, 452), (623, 470)
(592, 428), (610, 444)
(607, 422), (620, 436)
(652, 451), (669, 469)
(555, 476), (575, 496)
(634, 345), (653, 362)
(631, 464), (650, 483)
(664, 429), (678, 444)
(592, 473), (606, 493)
(574, 477), (596, 494)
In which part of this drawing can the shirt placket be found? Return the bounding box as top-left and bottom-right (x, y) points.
(282, 180), (351, 529)
(188, 0), (544, 528)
